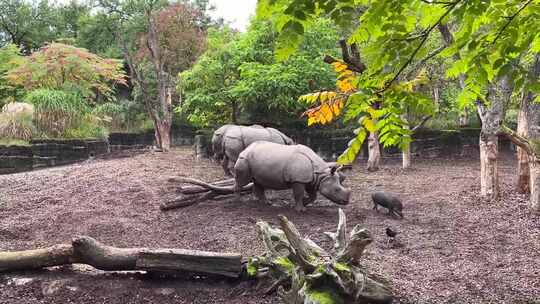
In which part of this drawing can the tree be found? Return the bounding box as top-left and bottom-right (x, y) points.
(0, 0), (93, 52)
(179, 18), (340, 128)
(99, 0), (207, 151)
(0, 44), (24, 106)
(6, 42), (127, 100)
(257, 0), (540, 202)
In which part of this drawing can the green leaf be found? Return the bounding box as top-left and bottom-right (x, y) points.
(337, 128), (367, 165)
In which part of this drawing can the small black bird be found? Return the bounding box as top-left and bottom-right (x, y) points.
(385, 227), (399, 246)
(386, 227), (398, 238)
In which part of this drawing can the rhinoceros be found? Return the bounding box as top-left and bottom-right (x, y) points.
(213, 125), (294, 176)
(211, 124), (235, 161)
(233, 141), (351, 212)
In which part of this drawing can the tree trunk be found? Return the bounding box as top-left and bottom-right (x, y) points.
(156, 120), (171, 152)
(459, 111), (469, 127)
(530, 160), (540, 212)
(516, 55), (540, 195)
(432, 86), (440, 108)
(402, 142), (411, 169)
(479, 132), (499, 199)
(231, 100), (238, 124)
(476, 74), (513, 200)
(516, 107), (530, 193)
(367, 131), (380, 172)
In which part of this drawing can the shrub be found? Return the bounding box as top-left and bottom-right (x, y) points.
(92, 100), (149, 133)
(24, 89), (87, 137)
(0, 111), (36, 140)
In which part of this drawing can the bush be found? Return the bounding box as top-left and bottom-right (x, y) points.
(63, 114), (108, 139)
(24, 89), (88, 137)
(0, 111), (36, 140)
(92, 100), (148, 133)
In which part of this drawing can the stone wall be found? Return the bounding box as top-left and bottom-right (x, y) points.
(109, 132), (155, 151)
(196, 127), (514, 162)
(0, 139), (111, 174)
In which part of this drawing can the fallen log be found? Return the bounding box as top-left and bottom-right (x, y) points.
(0, 236), (242, 278)
(137, 249), (242, 278)
(172, 178), (235, 195)
(162, 177), (254, 211)
(160, 192), (219, 210)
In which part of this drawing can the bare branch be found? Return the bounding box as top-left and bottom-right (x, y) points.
(492, 0), (533, 45)
(412, 115), (432, 131)
(378, 0), (461, 93)
(421, 0), (459, 5)
(498, 125), (537, 158)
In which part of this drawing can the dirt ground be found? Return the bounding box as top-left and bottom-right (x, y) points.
(0, 147), (539, 304)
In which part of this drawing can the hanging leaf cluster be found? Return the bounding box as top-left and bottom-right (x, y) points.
(257, 0), (538, 164)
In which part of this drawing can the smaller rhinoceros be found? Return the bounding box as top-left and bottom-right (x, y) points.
(233, 141), (351, 212)
(216, 125), (294, 176)
(372, 192), (403, 218)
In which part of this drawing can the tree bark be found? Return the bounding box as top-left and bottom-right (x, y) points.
(136, 249), (242, 278)
(516, 55), (540, 194)
(477, 75), (513, 200)
(402, 114), (411, 169)
(530, 160), (540, 211)
(367, 130), (380, 172)
(516, 106), (530, 193)
(479, 133), (499, 199)
(402, 141), (411, 169)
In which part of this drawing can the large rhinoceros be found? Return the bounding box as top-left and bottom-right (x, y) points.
(233, 141), (351, 212)
(213, 125), (294, 176)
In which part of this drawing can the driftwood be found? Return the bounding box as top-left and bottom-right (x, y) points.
(0, 236), (242, 278)
(248, 209), (393, 304)
(162, 177), (253, 210)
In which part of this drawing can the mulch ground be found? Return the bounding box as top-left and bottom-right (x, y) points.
(0, 147), (538, 304)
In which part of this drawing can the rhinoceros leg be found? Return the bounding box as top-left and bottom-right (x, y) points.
(291, 183), (307, 212)
(253, 183), (269, 205)
(303, 187), (317, 206)
(221, 156), (232, 176)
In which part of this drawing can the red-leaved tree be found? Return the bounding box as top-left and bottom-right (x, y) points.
(120, 2), (206, 151)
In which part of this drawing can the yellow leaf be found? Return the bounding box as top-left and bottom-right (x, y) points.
(332, 61), (348, 73)
(363, 118), (376, 132)
(339, 70), (354, 80)
(320, 91), (328, 102)
(307, 116), (316, 126)
(328, 91), (337, 100)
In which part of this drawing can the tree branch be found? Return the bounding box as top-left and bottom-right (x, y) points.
(498, 125), (538, 158)
(323, 39), (367, 74)
(405, 45), (446, 79)
(492, 0), (533, 45)
(420, 0), (458, 5)
(378, 0), (461, 93)
(412, 115), (432, 131)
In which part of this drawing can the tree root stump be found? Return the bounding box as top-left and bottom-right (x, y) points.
(247, 209), (394, 304)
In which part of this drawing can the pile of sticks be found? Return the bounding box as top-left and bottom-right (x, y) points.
(161, 177), (253, 210)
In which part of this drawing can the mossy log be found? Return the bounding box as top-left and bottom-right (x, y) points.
(161, 177), (253, 210)
(0, 236), (242, 278)
(249, 209), (394, 304)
